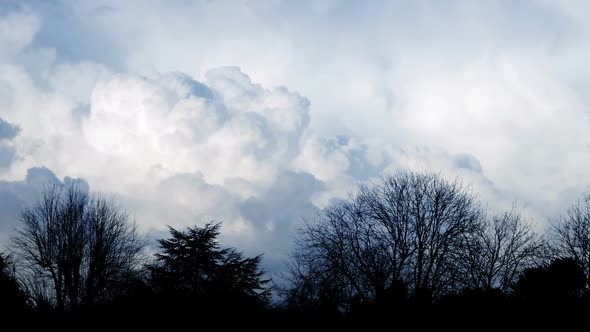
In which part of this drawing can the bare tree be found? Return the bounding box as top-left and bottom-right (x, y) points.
(284, 198), (388, 311)
(12, 182), (144, 309)
(552, 198), (590, 283)
(459, 207), (544, 292)
(285, 171), (485, 310)
(367, 172), (485, 299)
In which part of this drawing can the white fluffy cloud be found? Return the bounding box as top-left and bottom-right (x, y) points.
(0, 10), (383, 265)
(1, 1), (590, 272)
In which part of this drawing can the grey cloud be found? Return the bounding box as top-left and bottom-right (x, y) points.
(27, 2), (125, 69)
(0, 167), (88, 245)
(0, 144), (16, 168)
(158, 172), (228, 199)
(72, 103), (90, 122)
(453, 154), (483, 173)
(0, 118), (20, 168)
(88, 5), (119, 18)
(0, 118), (20, 140)
(160, 72), (215, 100)
(0, 80), (15, 108)
(0, 0), (23, 13)
(241, 171), (323, 233)
(24, 166), (60, 186)
(338, 137), (385, 181)
(152, 172), (240, 227)
(63, 176), (90, 194)
(238, 170), (324, 274)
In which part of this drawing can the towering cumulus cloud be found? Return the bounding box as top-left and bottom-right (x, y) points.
(0, 60), (500, 268)
(83, 68), (310, 191)
(77, 67), (409, 264)
(0, 15), (389, 263)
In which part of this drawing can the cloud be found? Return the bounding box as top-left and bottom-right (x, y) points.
(0, 118), (20, 168)
(0, 167), (87, 245)
(238, 170), (324, 273)
(74, 67), (396, 256)
(0, 41), (379, 265)
(1, 1), (590, 273)
(453, 154), (483, 173)
(240, 171), (323, 242)
(80, 68), (311, 193)
(0, 10), (39, 62)
(0, 118), (20, 140)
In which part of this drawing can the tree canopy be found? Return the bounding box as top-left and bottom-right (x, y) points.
(12, 182), (145, 309)
(284, 171), (545, 312)
(149, 222), (270, 304)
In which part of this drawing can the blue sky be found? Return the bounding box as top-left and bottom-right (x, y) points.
(1, 0), (590, 274)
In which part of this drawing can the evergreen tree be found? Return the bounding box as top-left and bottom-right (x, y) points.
(149, 222), (270, 303)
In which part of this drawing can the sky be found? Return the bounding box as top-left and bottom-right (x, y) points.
(1, 0), (590, 275)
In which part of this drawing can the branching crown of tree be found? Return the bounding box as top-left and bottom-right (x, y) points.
(285, 171), (544, 310)
(552, 198), (590, 284)
(12, 182), (144, 309)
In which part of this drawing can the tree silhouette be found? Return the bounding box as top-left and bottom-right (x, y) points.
(0, 253), (28, 316)
(285, 171), (485, 311)
(552, 199), (590, 285)
(458, 207), (544, 292)
(514, 257), (585, 304)
(149, 222), (270, 305)
(12, 182), (145, 310)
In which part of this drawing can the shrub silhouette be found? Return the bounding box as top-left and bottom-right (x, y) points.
(514, 257), (585, 304)
(0, 254), (29, 317)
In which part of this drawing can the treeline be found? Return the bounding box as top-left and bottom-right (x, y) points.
(282, 172), (590, 318)
(2, 171), (590, 325)
(0, 184), (269, 326)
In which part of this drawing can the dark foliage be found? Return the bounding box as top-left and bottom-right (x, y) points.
(145, 222), (270, 319)
(149, 222), (270, 301)
(514, 257), (586, 304)
(0, 253), (29, 316)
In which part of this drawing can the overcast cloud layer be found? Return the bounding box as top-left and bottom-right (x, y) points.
(1, 0), (590, 273)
